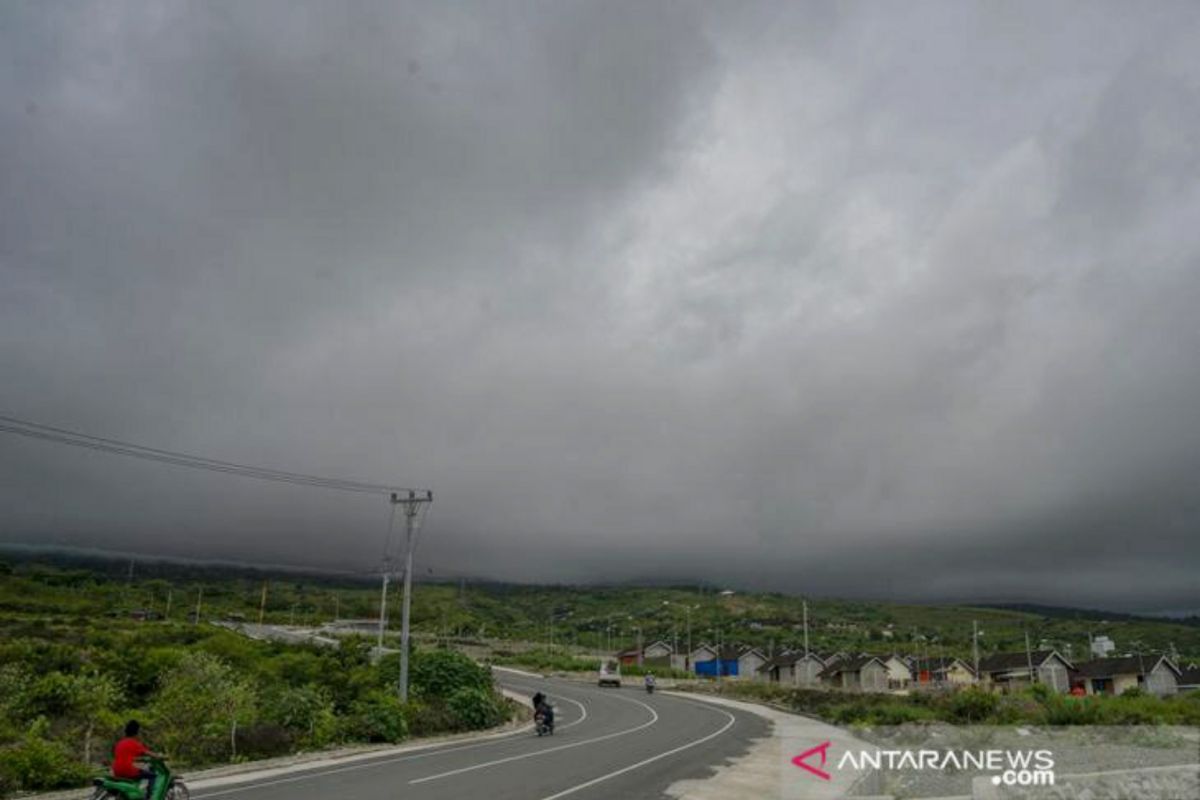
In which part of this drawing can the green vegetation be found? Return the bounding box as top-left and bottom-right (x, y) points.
(5, 552), (1196, 664)
(687, 681), (1200, 727)
(0, 559), (515, 797)
(2, 551), (1197, 795)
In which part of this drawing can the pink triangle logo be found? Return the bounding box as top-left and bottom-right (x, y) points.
(792, 741), (832, 781)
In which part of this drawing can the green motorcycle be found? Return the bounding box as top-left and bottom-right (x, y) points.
(88, 756), (189, 800)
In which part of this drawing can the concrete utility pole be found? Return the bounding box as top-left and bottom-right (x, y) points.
(395, 490), (433, 703)
(803, 600), (810, 658)
(716, 627), (723, 683)
(973, 620), (980, 680)
(376, 571), (390, 651)
(194, 587), (203, 625)
(1025, 631), (1036, 684)
(686, 606), (694, 670)
(376, 497), (400, 654)
(259, 582), (268, 626)
(165, 589), (172, 621)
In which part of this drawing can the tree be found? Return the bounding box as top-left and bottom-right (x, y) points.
(0, 664), (34, 742)
(261, 685), (337, 747)
(151, 652), (257, 763)
(27, 672), (124, 765)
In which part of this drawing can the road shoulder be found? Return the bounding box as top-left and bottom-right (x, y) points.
(662, 690), (874, 800)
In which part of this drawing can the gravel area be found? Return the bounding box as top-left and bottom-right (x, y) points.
(848, 724), (1199, 799)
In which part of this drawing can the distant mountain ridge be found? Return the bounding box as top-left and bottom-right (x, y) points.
(974, 602), (1200, 628)
(3, 544), (1197, 629)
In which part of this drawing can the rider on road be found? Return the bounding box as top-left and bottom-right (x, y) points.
(531, 691), (554, 728)
(112, 720), (162, 800)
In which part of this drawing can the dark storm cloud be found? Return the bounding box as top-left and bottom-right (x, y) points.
(2, 1), (1199, 611)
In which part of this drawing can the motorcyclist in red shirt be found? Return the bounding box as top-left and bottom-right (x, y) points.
(111, 720), (162, 799)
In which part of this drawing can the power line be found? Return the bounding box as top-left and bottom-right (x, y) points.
(0, 414), (423, 496)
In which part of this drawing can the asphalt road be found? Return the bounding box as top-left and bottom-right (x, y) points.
(191, 672), (769, 800)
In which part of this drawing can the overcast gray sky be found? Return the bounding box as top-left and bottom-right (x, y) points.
(2, 1), (1199, 612)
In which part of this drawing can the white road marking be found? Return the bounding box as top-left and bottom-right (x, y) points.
(538, 700), (737, 800)
(549, 691), (589, 730)
(502, 678), (589, 731)
(193, 679), (591, 798)
(192, 733), (525, 798)
(409, 691), (660, 785)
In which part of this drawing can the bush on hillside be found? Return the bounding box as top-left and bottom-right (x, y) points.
(407, 649), (492, 700)
(150, 652), (257, 764)
(447, 687), (505, 731)
(347, 691), (408, 743)
(0, 719), (90, 791)
(233, 724), (294, 759)
(261, 685), (338, 748)
(946, 687), (999, 723)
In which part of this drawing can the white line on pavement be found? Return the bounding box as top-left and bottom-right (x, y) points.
(499, 678), (589, 731)
(409, 691), (660, 785)
(538, 701), (737, 800)
(193, 680), (591, 798)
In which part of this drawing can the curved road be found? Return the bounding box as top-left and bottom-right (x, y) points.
(191, 672), (769, 800)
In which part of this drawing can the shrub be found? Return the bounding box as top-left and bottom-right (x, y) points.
(150, 652), (257, 764)
(829, 703), (867, 725)
(348, 691), (408, 743)
(402, 699), (458, 739)
(447, 688), (504, 730)
(866, 703), (935, 725)
(269, 651), (328, 688)
(992, 693), (1041, 724)
(1171, 692), (1200, 725)
(1038, 694), (1104, 725)
(1029, 683), (1054, 703)
(262, 685), (338, 748)
(0, 665), (33, 727)
(406, 650), (492, 700)
(0, 718), (91, 791)
(234, 724), (295, 759)
(947, 687), (999, 723)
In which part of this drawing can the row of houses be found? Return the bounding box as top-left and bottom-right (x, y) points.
(616, 641), (769, 677)
(618, 641), (1195, 697)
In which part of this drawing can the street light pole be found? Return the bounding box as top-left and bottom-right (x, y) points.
(395, 490), (433, 703)
(686, 606), (695, 671)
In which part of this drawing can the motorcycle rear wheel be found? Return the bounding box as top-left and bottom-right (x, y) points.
(166, 781), (191, 800)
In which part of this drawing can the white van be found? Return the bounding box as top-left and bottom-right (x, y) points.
(598, 659), (622, 688)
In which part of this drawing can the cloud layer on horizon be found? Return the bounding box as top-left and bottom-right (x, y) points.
(2, 1), (1199, 611)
